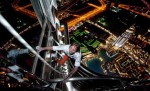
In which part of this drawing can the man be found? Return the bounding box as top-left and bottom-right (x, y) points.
(36, 42), (82, 82)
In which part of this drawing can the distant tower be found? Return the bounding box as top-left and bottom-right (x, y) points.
(113, 25), (134, 48)
(106, 25), (135, 58)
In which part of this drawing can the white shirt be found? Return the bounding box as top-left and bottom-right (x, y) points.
(53, 45), (81, 67)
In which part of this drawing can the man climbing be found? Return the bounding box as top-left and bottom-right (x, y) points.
(36, 42), (82, 82)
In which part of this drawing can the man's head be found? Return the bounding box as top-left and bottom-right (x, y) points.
(69, 42), (80, 54)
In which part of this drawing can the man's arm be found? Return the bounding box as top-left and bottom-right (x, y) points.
(37, 46), (53, 52)
(63, 66), (79, 82)
(62, 52), (81, 82)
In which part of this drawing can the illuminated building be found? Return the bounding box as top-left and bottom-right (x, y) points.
(113, 25), (134, 48)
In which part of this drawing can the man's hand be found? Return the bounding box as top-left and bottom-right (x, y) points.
(62, 79), (67, 84)
(62, 75), (69, 84)
(36, 46), (43, 52)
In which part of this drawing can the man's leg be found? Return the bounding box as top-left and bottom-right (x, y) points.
(7, 49), (29, 58)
